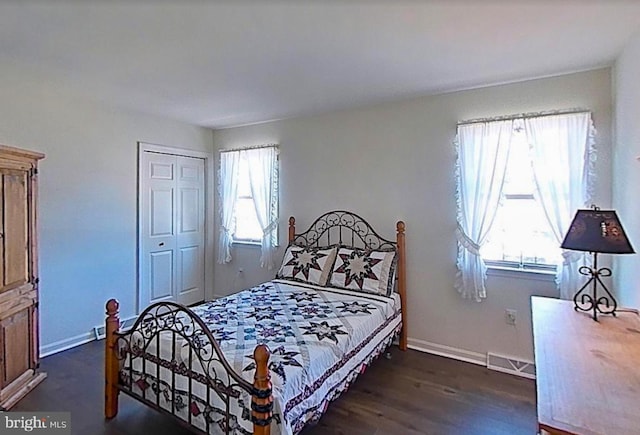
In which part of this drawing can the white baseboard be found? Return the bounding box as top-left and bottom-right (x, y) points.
(407, 337), (486, 366)
(40, 313), (138, 358)
(40, 332), (95, 358)
(40, 330), (534, 380)
(407, 337), (535, 379)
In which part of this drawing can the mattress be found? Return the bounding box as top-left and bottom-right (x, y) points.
(119, 279), (402, 434)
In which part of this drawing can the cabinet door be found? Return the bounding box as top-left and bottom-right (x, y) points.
(1, 170), (29, 292)
(0, 307), (32, 388)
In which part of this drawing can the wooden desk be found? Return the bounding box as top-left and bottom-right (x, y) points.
(532, 296), (640, 435)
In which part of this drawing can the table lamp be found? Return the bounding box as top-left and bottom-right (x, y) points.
(560, 206), (634, 321)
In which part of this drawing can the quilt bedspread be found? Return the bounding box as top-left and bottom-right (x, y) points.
(121, 279), (402, 435)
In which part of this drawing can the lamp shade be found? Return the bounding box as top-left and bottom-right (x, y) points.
(561, 209), (635, 254)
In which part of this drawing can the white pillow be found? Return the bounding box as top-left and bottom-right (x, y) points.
(329, 247), (397, 296)
(276, 245), (338, 286)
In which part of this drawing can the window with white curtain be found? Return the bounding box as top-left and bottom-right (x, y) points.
(454, 111), (596, 302)
(480, 125), (561, 270)
(218, 145), (279, 269)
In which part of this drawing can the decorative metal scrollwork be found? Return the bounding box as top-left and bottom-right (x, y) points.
(114, 301), (257, 434)
(292, 210), (397, 250)
(573, 264), (617, 320)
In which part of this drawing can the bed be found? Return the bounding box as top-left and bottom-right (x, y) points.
(104, 210), (407, 434)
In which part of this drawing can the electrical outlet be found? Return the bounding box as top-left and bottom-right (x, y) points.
(505, 309), (517, 325)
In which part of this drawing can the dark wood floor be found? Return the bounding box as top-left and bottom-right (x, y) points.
(14, 340), (537, 434)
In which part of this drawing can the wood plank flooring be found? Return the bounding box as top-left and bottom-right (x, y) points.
(13, 341), (536, 434)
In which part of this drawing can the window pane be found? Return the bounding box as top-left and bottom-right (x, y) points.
(482, 198), (560, 266)
(234, 198), (262, 241)
(233, 154), (262, 242)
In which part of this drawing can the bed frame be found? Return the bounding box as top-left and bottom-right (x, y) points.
(105, 210), (407, 435)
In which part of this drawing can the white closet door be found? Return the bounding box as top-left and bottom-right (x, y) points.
(175, 156), (205, 306)
(141, 152), (177, 307)
(140, 152), (205, 309)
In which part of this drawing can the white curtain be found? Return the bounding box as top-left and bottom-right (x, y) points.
(455, 120), (514, 301)
(525, 112), (596, 300)
(246, 147), (279, 269)
(217, 151), (241, 264)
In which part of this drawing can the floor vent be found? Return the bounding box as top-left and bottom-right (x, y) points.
(93, 316), (138, 340)
(487, 353), (535, 379)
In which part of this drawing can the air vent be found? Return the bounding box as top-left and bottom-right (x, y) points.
(93, 316), (137, 340)
(487, 352), (535, 379)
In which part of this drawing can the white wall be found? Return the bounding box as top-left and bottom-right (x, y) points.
(0, 81), (213, 354)
(613, 31), (640, 309)
(213, 69), (612, 362)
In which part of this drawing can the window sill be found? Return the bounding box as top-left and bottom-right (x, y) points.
(232, 241), (282, 249)
(487, 265), (556, 282)
(232, 241), (262, 248)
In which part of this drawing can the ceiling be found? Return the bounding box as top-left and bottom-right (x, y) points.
(2, 1), (640, 129)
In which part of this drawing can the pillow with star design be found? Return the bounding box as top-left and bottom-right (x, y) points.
(276, 245), (338, 286)
(329, 247), (397, 296)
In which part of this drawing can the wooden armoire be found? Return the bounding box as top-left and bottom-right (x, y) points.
(0, 144), (45, 410)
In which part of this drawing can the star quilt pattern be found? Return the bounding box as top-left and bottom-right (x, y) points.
(120, 280), (401, 435)
(276, 245), (338, 286)
(329, 247), (398, 296)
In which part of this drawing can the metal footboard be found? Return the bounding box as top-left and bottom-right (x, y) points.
(104, 299), (273, 435)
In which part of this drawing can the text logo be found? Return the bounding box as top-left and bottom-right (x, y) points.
(0, 413), (70, 434)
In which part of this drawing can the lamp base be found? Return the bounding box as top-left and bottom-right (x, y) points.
(573, 252), (617, 321)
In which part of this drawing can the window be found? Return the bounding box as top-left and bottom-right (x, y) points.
(232, 154), (263, 243)
(454, 111), (595, 301)
(218, 145), (279, 269)
(480, 126), (561, 270)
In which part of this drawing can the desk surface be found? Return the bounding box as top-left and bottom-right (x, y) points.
(532, 296), (640, 435)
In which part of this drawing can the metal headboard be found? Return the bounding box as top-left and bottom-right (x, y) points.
(289, 210), (396, 250)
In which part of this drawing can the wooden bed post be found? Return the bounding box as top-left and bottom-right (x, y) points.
(396, 221), (408, 351)
(252, 344), (273, 435)
(288, 216), (295, 243)
(105, 299), (120, 419)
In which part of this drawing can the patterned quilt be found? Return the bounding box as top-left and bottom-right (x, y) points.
(121, 279), (402, 435)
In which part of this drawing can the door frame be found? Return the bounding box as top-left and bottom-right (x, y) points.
(137, 142), (214, 314)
